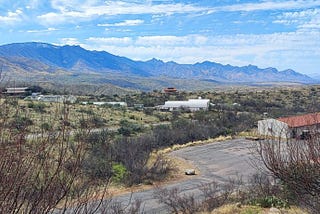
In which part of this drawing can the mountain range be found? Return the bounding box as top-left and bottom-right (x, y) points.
(309, 73), (320, 81)
(0, 42), (316, 93)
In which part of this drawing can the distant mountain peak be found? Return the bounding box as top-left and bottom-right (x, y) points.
(147, 58), (162, 62)
(0, 42), (316, 91)
(146, 58), (164, 63)
(195, 61), (218, 65)
(281, 69), (295, 73)
(246, 64), (258, 69)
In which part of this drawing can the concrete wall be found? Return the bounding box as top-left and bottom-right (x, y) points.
(258, 118), (290, 138)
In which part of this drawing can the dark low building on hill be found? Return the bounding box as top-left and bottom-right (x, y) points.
(163, 87), (177, 93)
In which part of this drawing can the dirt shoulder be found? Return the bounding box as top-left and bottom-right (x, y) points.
(108, 135), (233, 197)
(107, 153), (199, 197)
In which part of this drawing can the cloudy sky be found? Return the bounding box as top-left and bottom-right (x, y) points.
(0, 0), (319, 76)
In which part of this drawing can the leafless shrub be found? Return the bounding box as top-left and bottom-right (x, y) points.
(108, 199), (143, 214)
(96, 193), (144, 214)
(255, 135), (320, 213)
(0, 96), (109, 213)
(146, 153), (173, 182)
(154, 179), (237, 214)
(245, 173), (281, 200)
(113, 135), (173, 186)
(199, 179), (237, 212)
(153, 186), (200, 214)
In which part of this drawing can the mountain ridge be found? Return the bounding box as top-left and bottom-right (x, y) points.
(0, 42), (315, 91)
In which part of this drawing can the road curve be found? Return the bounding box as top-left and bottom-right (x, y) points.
(111, 138), (260, 214)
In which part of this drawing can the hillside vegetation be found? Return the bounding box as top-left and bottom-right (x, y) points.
(1, 85), (319, 213)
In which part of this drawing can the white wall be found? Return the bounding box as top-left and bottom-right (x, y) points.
(161, 99), (210, 111)
(258, 119), (290, 138)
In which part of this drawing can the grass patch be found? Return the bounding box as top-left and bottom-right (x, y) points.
(157, 135), (233, 155)
(200, 204), (308, 214)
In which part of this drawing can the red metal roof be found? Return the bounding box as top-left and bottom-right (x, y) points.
(164, 87), (177, 93)
(278, 113), (320, 128)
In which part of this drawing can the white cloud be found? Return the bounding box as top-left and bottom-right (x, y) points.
(50, 0), (96, 11)
(37, 1), (208, 25)
(26, 0), (41, 9)
(37, 11), (91, 25)
(135, 35), (208, 46)
(98, 19), (144, 27)
(0, 9), (23, 24)
(26, 27), (58, 33)
(59, 37), (81, 45)
(86, 37), (133, 46)
(274, 8), (320, 30)
(35, 0), (320, 28)
(82, 30), (320, 74)
(215, 0), (320, 12)
(136, 35), (188, 46)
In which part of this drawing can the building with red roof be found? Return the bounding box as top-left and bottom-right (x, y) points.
(258, 113), (320, 139)
(163, 87), (177, 93)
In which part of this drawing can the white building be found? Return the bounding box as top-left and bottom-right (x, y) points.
(258, 118), (290, 138)
(35, 95), (77, 103)
(82, 101), (127, 107)
(258, 113), (320, 139)
(4, 87), (28, 94)
(160, 98), (210, 111)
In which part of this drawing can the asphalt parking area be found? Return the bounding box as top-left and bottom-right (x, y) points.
(112, 138), (260, 213)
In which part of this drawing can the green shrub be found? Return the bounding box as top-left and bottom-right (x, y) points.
(129, 115), (135, 120)
(91, 116), (106, 128)
(77, 108), (95, 115)
(250, 196), (289, 209)
(117, 119), (143, 136)
(10, 116), (33, 131)
(28, 102), (46, 113)
(112, 162), (127, 183)
(40, 122), (52, 131)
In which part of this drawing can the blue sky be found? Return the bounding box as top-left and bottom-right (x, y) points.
(0, 0), (320, 76)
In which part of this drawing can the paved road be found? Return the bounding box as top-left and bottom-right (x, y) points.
(111, 138), (260, 214)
